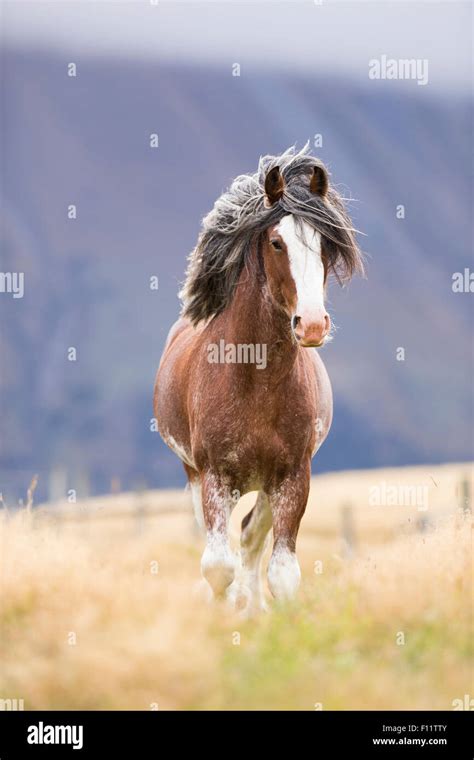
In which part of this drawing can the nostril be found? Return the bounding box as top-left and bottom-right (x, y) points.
(292, 315), (301, 331)
(324, 314), (331, 333)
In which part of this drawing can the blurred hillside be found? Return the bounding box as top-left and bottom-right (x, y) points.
(0, 48), (472, 501)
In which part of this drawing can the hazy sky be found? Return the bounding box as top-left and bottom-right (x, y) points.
(3, 1), (472, 92)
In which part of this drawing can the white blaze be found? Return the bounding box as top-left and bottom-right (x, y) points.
(275, 215), (325, 315)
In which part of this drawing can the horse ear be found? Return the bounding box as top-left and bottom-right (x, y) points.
(310, 165), (328, 197)
(264, 166), (285, 206)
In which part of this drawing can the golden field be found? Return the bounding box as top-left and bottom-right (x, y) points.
(0, 463), (472, 710)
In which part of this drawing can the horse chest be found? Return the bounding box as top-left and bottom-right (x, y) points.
(200, 405), (316, 474)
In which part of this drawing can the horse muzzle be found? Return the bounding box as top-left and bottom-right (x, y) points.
(292, 312), (331, 348)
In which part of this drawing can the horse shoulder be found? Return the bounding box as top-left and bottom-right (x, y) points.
(299, 349), (333, 455)
(153, 317), (199, 461)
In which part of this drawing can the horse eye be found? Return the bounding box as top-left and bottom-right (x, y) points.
(270, 239), (283, 251)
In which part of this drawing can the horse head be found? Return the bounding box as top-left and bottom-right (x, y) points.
(262, 165), (331, 348)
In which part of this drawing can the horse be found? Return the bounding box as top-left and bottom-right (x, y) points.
(154, 145), (362, 613)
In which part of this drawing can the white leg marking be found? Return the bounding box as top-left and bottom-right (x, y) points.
(267, 547), (301, 601)
(189, 479), (204, 530)
(228, 493), (272, 614)
(238, 531), (272, 614)
(201, 533), (236, 598)
(200, 473), (236, 598)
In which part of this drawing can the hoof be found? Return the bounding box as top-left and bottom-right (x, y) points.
(226, 581), (251, 612)
(201, 544), (235, 598)
(226, 581), (269, 617)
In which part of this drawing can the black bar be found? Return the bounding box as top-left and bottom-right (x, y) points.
(0, 710), (472, 757)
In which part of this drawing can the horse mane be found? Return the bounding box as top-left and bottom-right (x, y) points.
(180, 143), (364, 325)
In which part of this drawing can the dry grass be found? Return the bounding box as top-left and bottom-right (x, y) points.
(0, 463), (472, 710)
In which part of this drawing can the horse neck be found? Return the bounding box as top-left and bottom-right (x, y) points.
(218, 242), (298, 375)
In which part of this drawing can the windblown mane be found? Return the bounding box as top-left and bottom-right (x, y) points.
(180, 144), (363, 325)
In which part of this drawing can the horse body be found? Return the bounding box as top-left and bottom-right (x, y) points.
(154, 146), (361, 612)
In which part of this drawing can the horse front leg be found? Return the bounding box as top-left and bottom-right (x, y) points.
(267, 461), (311, 601)
(230, 491), (273, 614)
(200, 471), (236, 599)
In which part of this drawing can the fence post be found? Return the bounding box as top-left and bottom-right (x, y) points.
(341, 503), (355, 559)
(134, 479), (147, 535)
(48, 466), (67, 504)
(460, 476), (471, 516)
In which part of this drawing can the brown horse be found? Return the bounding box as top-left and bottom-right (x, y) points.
(154, 146), (362, 613)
